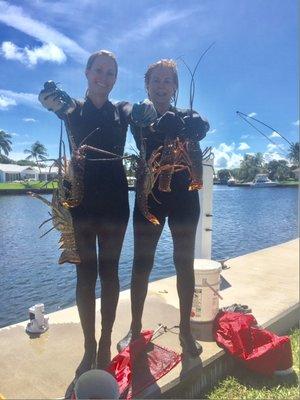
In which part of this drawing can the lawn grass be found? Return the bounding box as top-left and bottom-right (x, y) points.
(279, 180), (299, 186)
(204, 328), (299, 400)
(0, 181), (57, 190)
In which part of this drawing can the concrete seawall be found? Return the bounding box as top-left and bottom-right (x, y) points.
(0, 239), (298, 399)
(0, 186), (136, 195)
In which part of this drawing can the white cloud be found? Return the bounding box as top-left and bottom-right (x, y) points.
(263, 151), (286, 162)
(0, 89), (39, 108)
(292, 120), (299, 126)
(238, 142), (250, 150)
(23, 118), (36, 122)
(1, 41), (23, 61)
(219, 142), (235, 153)
(263, 143), (287, 162)
(115, 8), (200, 45)
(212, 142), (243, 169)
(241, 134), (249, 139)
(10, 132), (19, 137)
(1, 41), (66, 67)
(247, 112), (257, 117)
(0, 94), (16, 109)
(0, 1), (88, 61)
(27, 42), (66, 66)
(267, 143), (279, 152)
(269, 131), (281, 138)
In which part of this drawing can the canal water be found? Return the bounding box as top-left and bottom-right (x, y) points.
(0, 186), (298, 328)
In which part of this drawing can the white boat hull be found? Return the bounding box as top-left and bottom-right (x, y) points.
(250, 182), (278, 187)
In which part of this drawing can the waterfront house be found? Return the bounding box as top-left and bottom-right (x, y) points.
(0, 163), (58, 183)
(292, 167), (300, 180)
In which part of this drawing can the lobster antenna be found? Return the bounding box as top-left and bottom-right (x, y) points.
(58, 120), (63, 178)
(190, 42), (215, 112)
(178, 42), (215, 115)
(78, 127), (101, 147)
(178, 56), (195, 113)
(64, 114), (78, 154)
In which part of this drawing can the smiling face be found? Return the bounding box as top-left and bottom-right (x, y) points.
(85, 54), (117, 98)
(146, 63), (178, 110)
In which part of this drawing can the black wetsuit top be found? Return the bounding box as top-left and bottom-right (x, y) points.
(66, 97), (131, 218)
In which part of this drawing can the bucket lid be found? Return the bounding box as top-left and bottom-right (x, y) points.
(194, 259), (222, 273)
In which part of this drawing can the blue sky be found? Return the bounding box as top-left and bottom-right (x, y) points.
(0, 0), (298, 169)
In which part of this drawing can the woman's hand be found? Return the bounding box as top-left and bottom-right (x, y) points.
(38, 81), (76, 119)
(183, 114), (210, 140)
(131, 99), (157, 127)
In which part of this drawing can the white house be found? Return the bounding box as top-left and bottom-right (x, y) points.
(292, 167), (300, 180)
(0, 163), (58, 183)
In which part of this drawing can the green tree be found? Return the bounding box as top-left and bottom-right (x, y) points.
(0, 154), (13, 164)
(288, 142), (299, 166)
(24, 141), (48, 164)
(230, 168), (240, 178)
(122, 152), (136, 177)
(16, 159), (38, 167)
(238, 153), (265, 182)
(0, 130), (12, 156)
(266, 159), (290, 181)
(217, 169), (231, 184)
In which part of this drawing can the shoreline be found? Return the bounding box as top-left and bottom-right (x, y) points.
(214, 182), (299, 187)
(0, 186), (136, 195)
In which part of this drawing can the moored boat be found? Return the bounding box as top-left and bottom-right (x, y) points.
(251, 174), (279, 187)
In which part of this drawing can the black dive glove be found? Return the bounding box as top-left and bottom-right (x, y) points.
(154, 111), (184, 139)
(183, 114), (209, 141)
(38, 81), (76, 119)
(131, 99), (157, 128)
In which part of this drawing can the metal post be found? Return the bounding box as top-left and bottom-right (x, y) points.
(194, 158), (214, 259)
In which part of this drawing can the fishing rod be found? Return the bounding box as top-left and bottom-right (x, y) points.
(236, 111), (293, 147)
(236, 111), (289, 158)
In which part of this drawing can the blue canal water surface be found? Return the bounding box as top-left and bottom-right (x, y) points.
(0, 186), (298, 328)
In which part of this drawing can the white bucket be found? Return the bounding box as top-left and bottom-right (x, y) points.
(191, 259), (222, 322)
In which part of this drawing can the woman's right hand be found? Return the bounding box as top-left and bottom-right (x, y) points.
(38, 81), (76, 118)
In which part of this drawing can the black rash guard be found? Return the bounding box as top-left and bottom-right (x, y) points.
(66, 97), (132, 218)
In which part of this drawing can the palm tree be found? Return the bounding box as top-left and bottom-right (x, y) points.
(0, 130), (12, 156)
(24, 141), (48, 167)
(288, 142), (299, 166)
